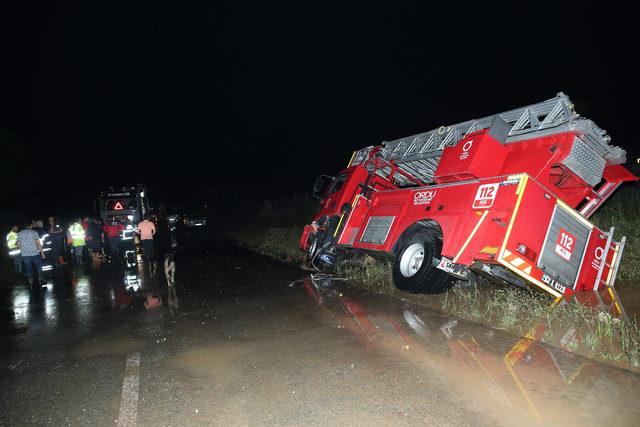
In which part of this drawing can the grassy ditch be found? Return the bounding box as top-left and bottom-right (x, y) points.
(337, 255), (640, 368)
(590, 185), (640, 283)
(223, 188), (640, 369)
(437, 283), (640, 368)
(226, 225), (302, 262)
(225, 218), (640, 367)
(336, 259), (394, 294)
(222, 194), (317, 263)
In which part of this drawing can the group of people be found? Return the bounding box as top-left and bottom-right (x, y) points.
(5, 215), (158, 287)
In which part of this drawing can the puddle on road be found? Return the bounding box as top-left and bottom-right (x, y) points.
(172, 343), (255, 378)
(71, 330), (147, 358)
(0, 264), (177, 357)
(301, 276), (640, 426)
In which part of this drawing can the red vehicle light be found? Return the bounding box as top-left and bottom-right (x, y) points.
(516, 243), (537, 262)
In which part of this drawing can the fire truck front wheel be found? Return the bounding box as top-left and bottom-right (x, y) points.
(393, 230), (453, 294)
(308, 234), (318, 258)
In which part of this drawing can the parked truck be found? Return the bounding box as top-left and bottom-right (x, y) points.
(98, 185), (150, 267)
(300, 93), (637, 315)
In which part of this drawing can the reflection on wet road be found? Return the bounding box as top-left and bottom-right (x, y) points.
(302, 276), (640, 425)
(1, 264), (168, 372)
(1, 244), (639, 425)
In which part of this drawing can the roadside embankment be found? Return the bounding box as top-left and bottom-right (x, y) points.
(222, 189), (640, 370)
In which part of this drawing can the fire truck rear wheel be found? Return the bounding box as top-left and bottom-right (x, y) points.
(392, 230), (453, 294)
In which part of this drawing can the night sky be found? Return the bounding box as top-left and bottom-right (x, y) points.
(2, 2), (638, 215)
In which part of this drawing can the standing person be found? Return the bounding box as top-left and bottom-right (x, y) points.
(6, 225), (22, 274)
(102, 218), (124, 264)
(81, 217), (90, 234)
(154, 209), (171, 262)
(16, 222), (46, 287)
(32, 220), (45, 236)
(96, 217), (105, 258)
(81, 217), (90, 263)
(85, 218), (102, 266)
(137, 214), (156, 263)
(48, 217), (66, 266)
(68, 219), (86, 265)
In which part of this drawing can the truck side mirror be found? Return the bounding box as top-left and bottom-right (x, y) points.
(313, 175), (334, 199)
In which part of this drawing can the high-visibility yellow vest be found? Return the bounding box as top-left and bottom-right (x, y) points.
(6, 231), (18, 249)
(69, 223), (85, 246)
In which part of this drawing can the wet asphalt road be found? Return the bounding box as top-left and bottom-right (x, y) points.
(1, 241), (640, 426)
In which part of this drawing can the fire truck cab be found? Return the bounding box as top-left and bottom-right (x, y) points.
(98, 185), (150, 266)
(301, 93), (637, 312)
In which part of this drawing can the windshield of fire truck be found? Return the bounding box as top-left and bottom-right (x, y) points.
(325, 173), (347, 196)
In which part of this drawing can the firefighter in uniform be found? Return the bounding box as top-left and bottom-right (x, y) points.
(102, 218), (125, 264)
(68, 220), (86, 264)
(6, 225), (22, 273)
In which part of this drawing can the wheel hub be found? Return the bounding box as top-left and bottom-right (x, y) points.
(399, 242), (425, 278)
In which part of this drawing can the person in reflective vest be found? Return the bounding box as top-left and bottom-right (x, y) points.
(68, 219), (86, 264)
(6, 225), (22, 274)
(6, 226), (18, 250)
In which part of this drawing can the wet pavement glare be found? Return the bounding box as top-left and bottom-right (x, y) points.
(1, 242), (639, 426)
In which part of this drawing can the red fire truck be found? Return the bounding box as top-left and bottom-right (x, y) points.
(300, 93), (637, 306)
(98, 185), (150, 267)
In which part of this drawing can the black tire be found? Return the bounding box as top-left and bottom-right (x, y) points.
(307, 232), (320, 261)
(308, 215), (340, 260)
(392, 230), (453, 294)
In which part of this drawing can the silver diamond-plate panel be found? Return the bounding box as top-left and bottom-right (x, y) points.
(360, 216), (395, 244)
(562, 136), (606, 186)
(538, 205), (591, 288)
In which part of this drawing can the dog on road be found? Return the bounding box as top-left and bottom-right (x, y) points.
(164, 252), (179, 311)
(164, 252), (175, 285)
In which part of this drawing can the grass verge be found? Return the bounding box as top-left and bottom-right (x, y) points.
(222, 187), (640, 369)
(225, 225), (302, 262)
(336, 259), (394, 295)
(591, 185), (640, 282)
(224, 222), (640, 369)
(437, 283), (640, 368)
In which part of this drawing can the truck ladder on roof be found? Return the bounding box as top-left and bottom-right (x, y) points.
(579, 181), (623, 219)
(376, 93), (626, 185)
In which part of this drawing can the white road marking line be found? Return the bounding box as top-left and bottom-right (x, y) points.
(117, 352), (141, 425)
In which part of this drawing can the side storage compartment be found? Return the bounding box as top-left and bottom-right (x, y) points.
(536, 202), (592, 290)
(496, 177), (594, 297)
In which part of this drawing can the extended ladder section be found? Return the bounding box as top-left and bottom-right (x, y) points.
(592, 227), (628, 321)
(579, 181), (623, 218)
(369, 93), (626, 185)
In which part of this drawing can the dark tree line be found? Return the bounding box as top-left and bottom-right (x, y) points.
(0, 130), (41, 224)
